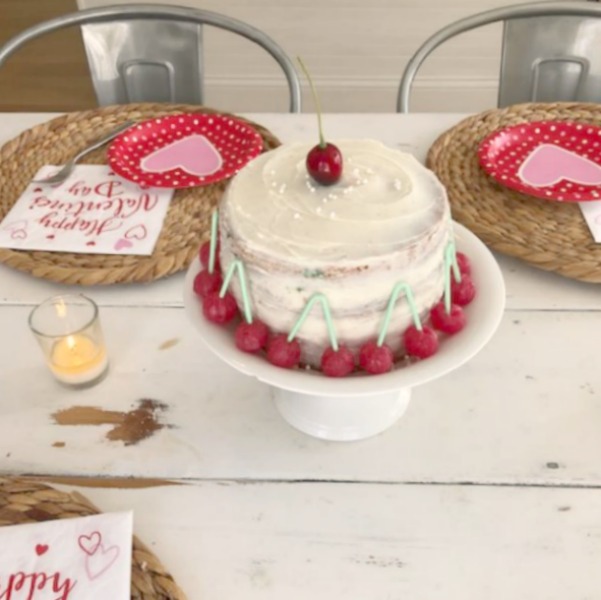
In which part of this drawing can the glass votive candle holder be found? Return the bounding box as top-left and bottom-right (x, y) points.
(28, 294), (109, 387)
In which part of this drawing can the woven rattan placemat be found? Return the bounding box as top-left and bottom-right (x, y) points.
(0, 477), (186, 599)
(0, 103), (279, 285)
(427, 102), (601, 283)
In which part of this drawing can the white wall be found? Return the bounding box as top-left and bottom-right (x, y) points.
(77, 0), (537, 113)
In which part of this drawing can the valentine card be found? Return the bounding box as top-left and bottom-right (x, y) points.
(579, 200), (601, 242)
(0, 511), (132, 600)
(0, 165), (173, 255)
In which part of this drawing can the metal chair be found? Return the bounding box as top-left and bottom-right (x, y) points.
(397, 1), (601, 113)
(0, 3), (302, 113)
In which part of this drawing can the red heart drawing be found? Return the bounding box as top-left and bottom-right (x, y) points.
(140, 134), (223, 176)
(518, 144), (601, 187)
(114, 238), (133, 251)
(85, 544), (120, 580)
(124, 224), (147, 241)
(78, 531), (102, 556)
(35, 544), (49, 556)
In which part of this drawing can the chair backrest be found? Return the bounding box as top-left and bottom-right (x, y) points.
(397, 1), (601, 113)
(0, 3), (302, 113)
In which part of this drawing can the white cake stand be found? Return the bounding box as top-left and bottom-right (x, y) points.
(183, 223), (505, 442)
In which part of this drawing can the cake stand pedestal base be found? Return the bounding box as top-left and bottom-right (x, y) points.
(272, 387), (412, 441)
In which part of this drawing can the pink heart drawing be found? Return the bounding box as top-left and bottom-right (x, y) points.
(11, 229), (27, 240)
(85, 544), (120, 580)
(518, 144), (601, 187)
(114, 238), (133, 251)
(140, 134), (223, 176)
(124, 224), (147, 241)
(78, 531), (102, 556)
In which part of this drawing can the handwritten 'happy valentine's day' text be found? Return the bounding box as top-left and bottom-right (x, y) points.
(0, 571), (76, 600)
(31, 179), (159, 238)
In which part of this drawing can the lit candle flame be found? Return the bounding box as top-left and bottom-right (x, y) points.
(55, 298), (67, 318)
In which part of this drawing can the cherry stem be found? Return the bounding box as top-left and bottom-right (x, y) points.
(297, 57), (326, 148)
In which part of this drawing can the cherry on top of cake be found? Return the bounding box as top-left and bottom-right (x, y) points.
(298, 57), (343, 186)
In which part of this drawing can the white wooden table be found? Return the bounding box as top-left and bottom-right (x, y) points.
(1, 112), (601, 600)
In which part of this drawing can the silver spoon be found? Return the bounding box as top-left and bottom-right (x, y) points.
(33, 120), (135, 185)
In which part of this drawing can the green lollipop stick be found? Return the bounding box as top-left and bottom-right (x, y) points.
(209, 210), (218, 274)
(219, 259), (253, 324)
(443, 240), (461, 314)
(287, 292), (338, 351)
(377, 282), (421, 347)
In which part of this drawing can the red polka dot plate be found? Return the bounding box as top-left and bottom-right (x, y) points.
(107, 114), (264, 188)
(478, 120), (601, 202)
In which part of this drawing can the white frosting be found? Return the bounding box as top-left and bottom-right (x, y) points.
(220, 139), (452, 366)
(222, 140), (447, 264)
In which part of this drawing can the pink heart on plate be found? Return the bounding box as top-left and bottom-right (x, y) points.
(140, 134), (223, 176)
(518, 144), (601, 187)
(114, 238), (133, 251)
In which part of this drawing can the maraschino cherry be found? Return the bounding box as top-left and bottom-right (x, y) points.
(430, 301), (466, 334)
(359, 341), (394, 375)
(307, 143), (343, 186)
(451, 274), (476, 306)
(235, 319), (269, 353)
(193, 270), (223, 299)
(202, 291), (238, 325)
(267, 334), (301, 369)
(321, 345), (355, 377)
(298, 58), (342, 186)
(403, 325), (439, 359)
